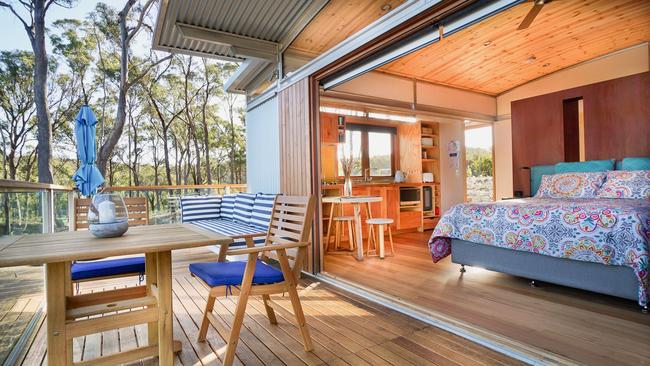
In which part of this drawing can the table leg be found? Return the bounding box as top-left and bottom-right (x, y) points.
(157, 251), (174, 366)
(353, 203), (364, 261)
(145, 253), (158, 347)
(378, 225), (385, 259)
(46, 262), (72, 365)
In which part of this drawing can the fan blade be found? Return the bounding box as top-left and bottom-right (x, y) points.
(517, 3), (544, 30)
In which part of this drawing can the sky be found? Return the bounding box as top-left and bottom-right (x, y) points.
(0, 1), (123, 51)
(465, 126), (493, 149)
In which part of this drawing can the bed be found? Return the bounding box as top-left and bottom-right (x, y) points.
(428, 159), (650, 312)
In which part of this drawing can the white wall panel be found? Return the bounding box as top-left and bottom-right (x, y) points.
(246, 95), (280, 193)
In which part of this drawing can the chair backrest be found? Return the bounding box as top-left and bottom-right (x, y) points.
(263, 195), (315, 279)
(74, 197), (149, 230)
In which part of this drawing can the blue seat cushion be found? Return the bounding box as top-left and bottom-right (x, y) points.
(250, 193), (277, 230)
(71, 257), (145, 281)
(233, 193), (256, 225)
(189, 260), (285, 287)
(180, 195), (222, 222)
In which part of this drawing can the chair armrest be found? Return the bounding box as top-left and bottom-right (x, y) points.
(226, 242), (309, 256)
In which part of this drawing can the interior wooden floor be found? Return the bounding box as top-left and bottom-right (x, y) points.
(13, 246), (523, 365)
(323, 231), (650, 366)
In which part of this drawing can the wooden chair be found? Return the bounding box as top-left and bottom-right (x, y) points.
(71, 197), (149, 292)
(190, 195), (316, 366)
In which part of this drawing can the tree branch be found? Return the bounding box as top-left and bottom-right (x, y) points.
(126, 0), (156, 43)
(128, 53), (173, 88)
(0, 1), (33, 39)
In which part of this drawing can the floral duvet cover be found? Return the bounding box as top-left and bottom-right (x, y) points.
(428, 198), (650, 306)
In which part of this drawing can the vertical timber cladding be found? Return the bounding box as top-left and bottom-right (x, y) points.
(278, 77), (317, 272)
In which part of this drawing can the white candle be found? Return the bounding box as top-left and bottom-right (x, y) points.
(98, 200), (116, 223)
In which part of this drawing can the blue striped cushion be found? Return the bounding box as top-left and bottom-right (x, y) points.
(250, 193), (277, 230)
(191, 219), (266, 247)
(180, 196), (221, 222)
(233, 193), (256, 225)
(220, 194), (237, 220)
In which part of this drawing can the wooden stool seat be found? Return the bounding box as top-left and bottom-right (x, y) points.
(333, 216), (354, 221)
(366, 218), (395, 259)
(366, 218), (393, 225)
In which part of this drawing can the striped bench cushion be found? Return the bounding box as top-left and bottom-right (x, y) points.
(250, 193), (277, 230)
(220, 194), (237, 220)
(233, 193), (256, 225)
(191, 219), (266, 246)
(180, 196), (221, 222)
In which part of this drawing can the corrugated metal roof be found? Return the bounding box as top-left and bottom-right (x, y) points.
(153, 0), (313, 62)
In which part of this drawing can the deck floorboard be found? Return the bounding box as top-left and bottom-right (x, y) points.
(12, 246), (522, 365)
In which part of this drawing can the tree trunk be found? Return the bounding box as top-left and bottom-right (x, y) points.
(32, 0), (53, 183)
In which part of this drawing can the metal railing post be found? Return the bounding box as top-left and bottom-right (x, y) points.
(68, 191), (76, 231)
(42, 189), (55, 234)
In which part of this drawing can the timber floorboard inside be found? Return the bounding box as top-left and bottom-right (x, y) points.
(324, 231), (650, 366)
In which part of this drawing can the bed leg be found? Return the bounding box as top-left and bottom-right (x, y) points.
(529, 280), (537, 288)
(642, 305), (648, 314)
(459, 265), (466, 273)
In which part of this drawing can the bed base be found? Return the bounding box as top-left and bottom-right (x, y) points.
(451, 239), (647, 313)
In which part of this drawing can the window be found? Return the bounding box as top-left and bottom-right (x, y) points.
(337, 130), (363, 176)
(368, 132), (392, 176)
(337, 124), (395, 177)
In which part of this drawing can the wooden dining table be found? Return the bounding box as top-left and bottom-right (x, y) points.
(323, 195), (383, 261)
(0, 223), (232, 366)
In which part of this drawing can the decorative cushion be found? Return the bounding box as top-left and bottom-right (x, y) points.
(621, 157), (650, 171)
(71, 257), (145, 281)
(535, 172), (606, 198)
(233, 193), (256, 225)
(220, 194), (237, 220)
(250, 193), (277, 230)
(555, 159), (615, 173)
(597, 170), (650, 199)
(180, 196), (221, 222)
(189, 260), (285, 286)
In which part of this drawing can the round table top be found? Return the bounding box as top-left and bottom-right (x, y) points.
(322, 195), (383, 203)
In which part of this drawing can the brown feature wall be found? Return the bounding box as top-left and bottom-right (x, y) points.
(511, 72), (650, 196)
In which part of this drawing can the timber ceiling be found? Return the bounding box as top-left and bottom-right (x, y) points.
(288, 0), (407, 57)
(378, 0), (650, 95)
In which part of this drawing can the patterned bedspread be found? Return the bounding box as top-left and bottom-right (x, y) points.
(428, 198), (650, 306)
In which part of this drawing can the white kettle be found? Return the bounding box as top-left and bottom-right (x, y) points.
(394, 170), (407, 183)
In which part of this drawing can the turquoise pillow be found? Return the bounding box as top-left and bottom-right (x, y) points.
(530, 165), (555, 196)
(621, 157), (650, 171)
(555, 159), (615, 173)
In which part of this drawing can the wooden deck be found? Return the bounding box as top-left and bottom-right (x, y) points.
(324, 231), (650, 366)
(0, 265), (43, 364)
(11, 246), (523, 365)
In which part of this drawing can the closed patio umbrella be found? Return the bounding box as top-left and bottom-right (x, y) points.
(72, 105), (104, 196)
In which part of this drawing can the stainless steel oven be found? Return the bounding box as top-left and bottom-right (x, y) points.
(399, 187), (421, 207)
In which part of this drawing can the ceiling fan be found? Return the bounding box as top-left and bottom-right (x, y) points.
(517, 0), (550, 30)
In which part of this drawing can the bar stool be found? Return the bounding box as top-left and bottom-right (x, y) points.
(366, 218), (395, 259)
(331, 216), (356, 251)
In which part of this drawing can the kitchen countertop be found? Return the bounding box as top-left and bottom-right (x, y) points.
(321, 182), (437, 189)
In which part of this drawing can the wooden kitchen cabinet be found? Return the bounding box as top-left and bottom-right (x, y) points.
(321, 113), (339, 145)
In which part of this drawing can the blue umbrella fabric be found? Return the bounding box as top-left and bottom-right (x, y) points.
(72, 105), (104, 196)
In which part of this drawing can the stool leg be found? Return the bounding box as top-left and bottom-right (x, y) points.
(325, 203), (335, 251)
(367, 225), (374, 255)
(347, 220), (355, 251)
(387, 225), (395, 256)
(378, 224), (385, 259)
(335, 221), (341, 250)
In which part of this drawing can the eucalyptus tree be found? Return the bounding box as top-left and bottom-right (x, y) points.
(0, 51), (37, 180)
(0, 0), (76, 183)
(96, 0), (173, 177)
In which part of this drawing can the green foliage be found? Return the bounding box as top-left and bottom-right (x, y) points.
(466, 147), (493, 177)
(0, 1), (247, 187)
